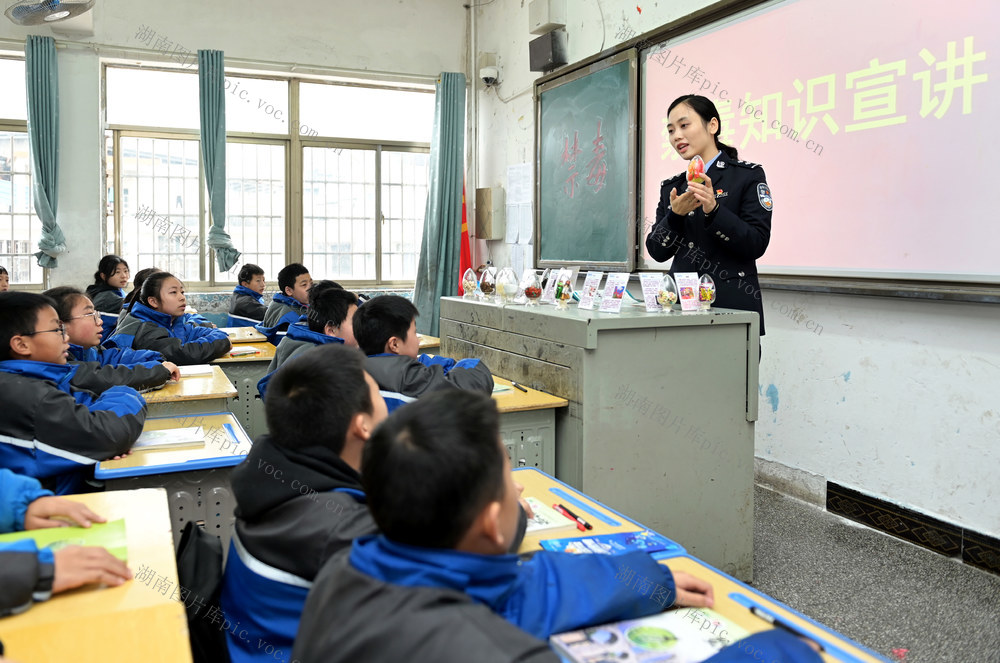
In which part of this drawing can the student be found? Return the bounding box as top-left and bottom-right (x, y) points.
(256, 263), (312, 343)
(85, 255), (130, 314)
(0, 468), (133, 617)
(353, 294), (493, 411)
(645, 94), (772, 337)
(0, 265), (8, 291)
(293, 392), (821, 663)
(256, 287), (359, 400)
(229, 263), (268, 325)
(108, 272), (232, 365)
(219, 344), (388, 663)
(0, 292), (147, 494)
(122, 267), (214, 328)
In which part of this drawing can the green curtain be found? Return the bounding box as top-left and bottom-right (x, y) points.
(413, 72), (466, 336)
(197, 50), (239, 272)
(25, 35), (65, 269)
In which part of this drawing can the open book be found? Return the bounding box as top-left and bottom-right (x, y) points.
(177, 364), (214, 377)
(132, 426), (206, 452)
(0, 518), (128, 562)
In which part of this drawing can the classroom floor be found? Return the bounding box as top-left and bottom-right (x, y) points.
(752, 485), (1000, 663)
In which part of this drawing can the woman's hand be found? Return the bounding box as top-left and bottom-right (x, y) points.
(686, 174), (718, 215)
(669, 187), (700, 216)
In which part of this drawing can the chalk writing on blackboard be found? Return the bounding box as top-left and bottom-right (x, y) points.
(586, 120), (608, 193)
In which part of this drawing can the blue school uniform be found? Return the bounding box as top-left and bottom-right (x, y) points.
(68, 342), (163, 367)
(256, 323), (345, 400)
(108, 302), (231, 365)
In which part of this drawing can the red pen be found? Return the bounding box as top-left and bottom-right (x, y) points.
(558, 503), (593, 530)
(553, 504), (586, 532)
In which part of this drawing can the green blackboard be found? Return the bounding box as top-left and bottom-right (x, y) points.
(536, 52), (636, 270)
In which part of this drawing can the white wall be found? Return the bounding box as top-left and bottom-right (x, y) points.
(472, 0), (1000, 537)
(0, 0), (466, 287)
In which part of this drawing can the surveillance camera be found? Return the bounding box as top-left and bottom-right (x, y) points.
(480, 66), (499, 87)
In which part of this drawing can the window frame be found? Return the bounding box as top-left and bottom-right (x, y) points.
(103, 63), (433, 290)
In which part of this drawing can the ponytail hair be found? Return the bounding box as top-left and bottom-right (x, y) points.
(123, 267), (162, 311)
(138, 271), (175, 309)
(94, 255), (129, 286)
(667, 94), (738, 161)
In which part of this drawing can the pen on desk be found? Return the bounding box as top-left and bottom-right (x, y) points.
(553, 504), (586, 531)
(749, 606), (825, 652)
(511, 381), (528, 392)
(557, 503), (592, 530)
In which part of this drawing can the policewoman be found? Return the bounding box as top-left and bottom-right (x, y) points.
(646, 94), (773, 336)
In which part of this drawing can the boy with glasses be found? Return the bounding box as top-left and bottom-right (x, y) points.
(0, 292), (147, 494)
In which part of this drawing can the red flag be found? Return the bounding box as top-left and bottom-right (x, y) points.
(458, 181), (472, 295)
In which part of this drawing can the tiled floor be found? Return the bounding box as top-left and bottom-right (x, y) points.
(752, 485), (1000, 663)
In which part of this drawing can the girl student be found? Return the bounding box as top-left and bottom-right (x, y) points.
(108, 272), (232, 365)
(43, 285), (180, 391)
(86, 255), (130, 313)
(645, 94), (773, 337)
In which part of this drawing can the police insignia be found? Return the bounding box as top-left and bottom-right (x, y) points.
(757, 183), (773, 210)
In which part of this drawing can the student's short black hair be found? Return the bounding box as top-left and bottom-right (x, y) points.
(308, 279), (343, 298)
(93, 255), (129, 285)
(42, 286), (87, 322)
(352, 295), (418, 356)
(123, 267), (162, 310)
(139, 271), (178, 308)
(0, 265), (8, 276)
(362, 390), (504, 549)
(277, 263), (309, 295)
(306, 288), (357, 334)
(265, 344), (373, 452)
(0, 292), (58, 361)
(237, 263), (264, 286)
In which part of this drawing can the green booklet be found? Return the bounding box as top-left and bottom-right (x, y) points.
(0, 518), (127, 561)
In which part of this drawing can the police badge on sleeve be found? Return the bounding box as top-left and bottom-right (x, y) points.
(757, 183), (773, 211)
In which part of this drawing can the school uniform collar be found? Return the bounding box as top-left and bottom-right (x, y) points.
(285, 321), (346, 346)
(129, 301), (176, 327)
(0, 360), (79, 390)
(349, 534), (520, 610)
(272, 292), (305, 308)
(234, 285), (264, 303)
(66, 343), (97, 362)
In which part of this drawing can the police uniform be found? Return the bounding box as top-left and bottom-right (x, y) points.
(645, 152), (772, 334)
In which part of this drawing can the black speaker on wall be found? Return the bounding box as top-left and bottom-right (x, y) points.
(529, 29), (568, 72)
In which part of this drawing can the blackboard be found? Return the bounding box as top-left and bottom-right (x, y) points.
(535, 51), (636, 271)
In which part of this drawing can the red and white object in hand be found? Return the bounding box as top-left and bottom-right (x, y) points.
(687, 154), (705, 184)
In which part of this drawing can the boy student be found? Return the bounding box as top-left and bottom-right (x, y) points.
(229, 263), (268, 325)
(256, 286), (359, 400)
(257, 263), (312, 343)
(0, 468), (132, 616)
(44, 286), (180, 391)
(353, 294), (493, 411)
(0, 293), (147, 494)
(0, 265), (8, 291)
(293, 392), (822, 663)
(219, 344), (388, 663)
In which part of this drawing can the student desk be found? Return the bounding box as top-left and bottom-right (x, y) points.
(494, 377), (568, 476)
(213, 342), (275, 440)
(220, 326), (267, 343)
(417, 333), (440, 351)
(0, 488), (192, 663)
(142, 366), (237, 418)
(96, 412), (253, 549)
(441, 296), (759, 581)
(514, 469), (889, 663)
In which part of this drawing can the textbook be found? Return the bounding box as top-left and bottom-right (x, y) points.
(524, 497), (577, 534)
(0, 518), (128, 562)
(227, 346), (261, 357)
(132, 426), (206, 452)
(551, 607), (749, 663)
(539, 530), (683, 557)
(493, 383), (514, 394)
(177, 364), (213, 377)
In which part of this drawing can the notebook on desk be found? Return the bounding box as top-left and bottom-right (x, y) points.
(524, 497), (577, 534)
(177, 364), (213, 377)
(132, 426), (206, 452)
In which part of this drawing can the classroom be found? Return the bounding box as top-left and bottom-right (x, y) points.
(0, 0), (997, 662)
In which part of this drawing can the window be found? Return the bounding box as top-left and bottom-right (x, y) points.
(105, 64), (432, 288)
(0, 57), (42, 285)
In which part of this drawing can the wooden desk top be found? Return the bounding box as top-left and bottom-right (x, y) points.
(142, 366), (237, 404)
(97, 412), (252, 477)
(211, 342), (276, 363)
(0, 488), (192, 663)
(513, 467), (652, 553)
(220, 327), (266, 343)
(662, 556), (885, 662)
(417, 334), (440, 350)
(493, 376), (568, 414)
